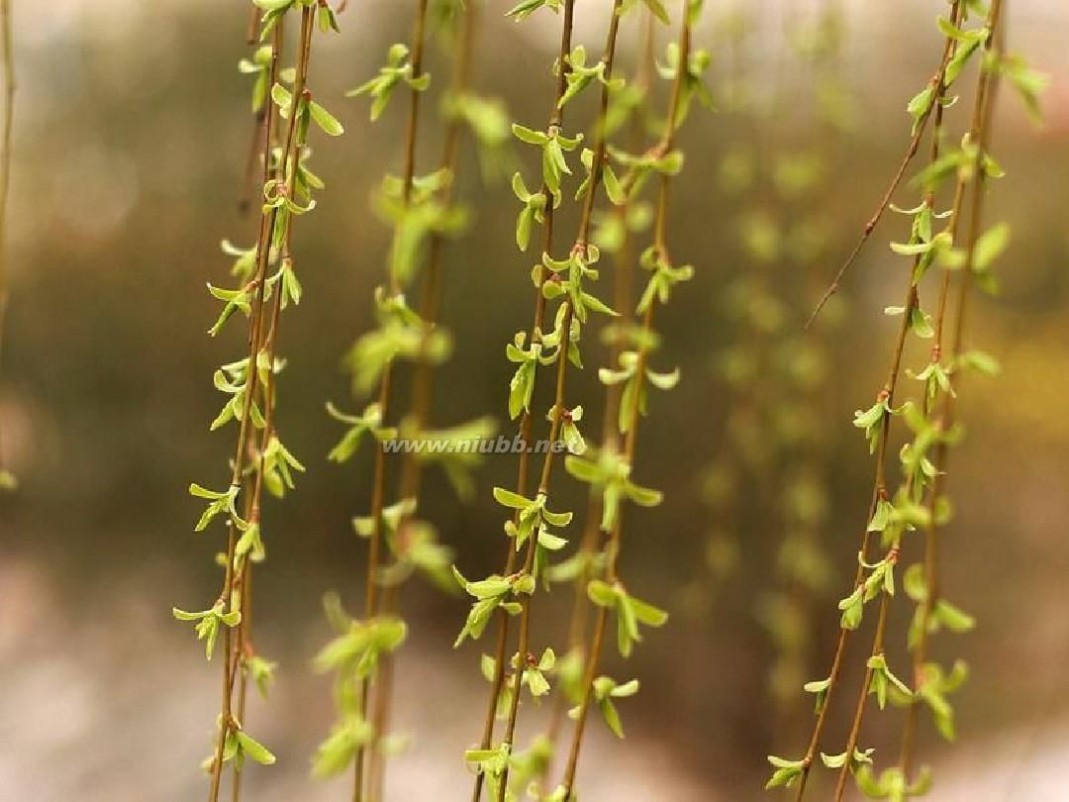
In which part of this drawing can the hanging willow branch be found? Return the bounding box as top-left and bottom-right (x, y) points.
(555, 2), (708, 800)
(768, 0), (1046, 798)
(171, 3), (344, 801)
(547, 7), (658, 761)
(462, 3), (579, 800)
(494, 0), (632, 794)
(363, 2), (504, 798)
(314, 2), (435, 800)
(314, 2), (509, 800)
(0, 0), (15, 492)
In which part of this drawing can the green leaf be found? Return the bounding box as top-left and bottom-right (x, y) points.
(629, 596), (668, 627)
(907, 84), (936, 132)
(646, 367), (680, 390)
(867, 498), (894, 533)
(625, 482), (663, 507)
(492, 487), (531, 510)
(804, 677), (831, 694)
(1001, 54), (1049, 124)
(312, 719), (373, 778)
(235, 731), (276, 765)
(600, 698), (624, 738)
(537, 528), (568, 551)
(308, 100), (345, 136)
(511, 123), (549, 146)
(934, 599), (976, 633)
(0, 470), (18, 491)
(189, 483), (240, 532)
(765, 756), (806, 789)
(246, 655), (277, 699)
(318, 3), (340, 33)
(587, 579), (617, 608)
(642, 0), (671, 25)
(506, 0), (563, 20)
(253, 0), (292, 11)
(973, 222), (1010, 271)
(270, 82), (293, 114)
(603, 165), (626, 205)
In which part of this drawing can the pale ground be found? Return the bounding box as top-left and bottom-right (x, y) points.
(1, 556), (1066, 801)
(5, 7), (1068, 799)
(0, 557), (712, 802)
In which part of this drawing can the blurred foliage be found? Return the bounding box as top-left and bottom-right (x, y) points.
(0, 0), (1068, 797)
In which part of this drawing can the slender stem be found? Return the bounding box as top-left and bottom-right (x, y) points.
(353, 361), (393, 802)
(490, 5), (629, 800)
(790, 5), (968, 797)
(470, 5), (577, 800)
(791, 289), (911, 802)
(230, 556), (253, 802)
(825, 6), (1001, 798)
(471, 415), (532, 802)
(228, 25), (286, 801)
(806, 3), (971, 327)
(574, 7), (625, 248)
(364, 6), (479, 801)
(559, 7), (689, 796)
(353, 2), (431, 800)
(495, 297), (575, 802)
(207, 10), (313, 801)
(0, 0), (14, 478)
(239, 110), (267, 214)
(401, 0), (429, 205)
(245, 5), (260, 46)
(831, 591), (891, 800)
(898, 0), (1004, 781)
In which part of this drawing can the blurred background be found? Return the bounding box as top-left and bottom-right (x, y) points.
(1, 0), (1067, 799)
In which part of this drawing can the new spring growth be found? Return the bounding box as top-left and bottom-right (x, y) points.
(769, 2), (1046, 798)
(314, 1), (505, 798)
(172, 2), (343, 799)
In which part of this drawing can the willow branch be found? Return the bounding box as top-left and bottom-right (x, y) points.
(228, 25), (286, 802)
(559, 6), (689, 796)
(826, 6), (1001, 799)
(471, 4), (577, 800)
(806, 7), (972, 327)
(364, 4), (481, 799)
(0, 0), (14, 482)
(495, 7), (629, 798)
(549, 9), (657, 753)
(206, 10), (313, 802)
(354, 2), (431, 800)
(789, 4), (967, 796)
(898, 0), (1004, 782)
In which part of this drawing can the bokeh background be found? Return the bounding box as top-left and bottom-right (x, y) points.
(1, 0), (1067, 800)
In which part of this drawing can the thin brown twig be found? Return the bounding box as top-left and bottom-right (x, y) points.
(228, 25), (286, 801)
(352, 2), (431, 800)
(0, 0), (14, 482)
(363, 5), (480, 800)
(470, 3), (578, 800)
(206, 10), (313, 801)
(558, 6), (690, 796)
(246, 4), (260, 46)
(487, 5), (629, 800)
(898, 0), (1004, 782)
(238, 110), (267, 215)
(805, 9), (972, 329)
(788, 4), (967, 797)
